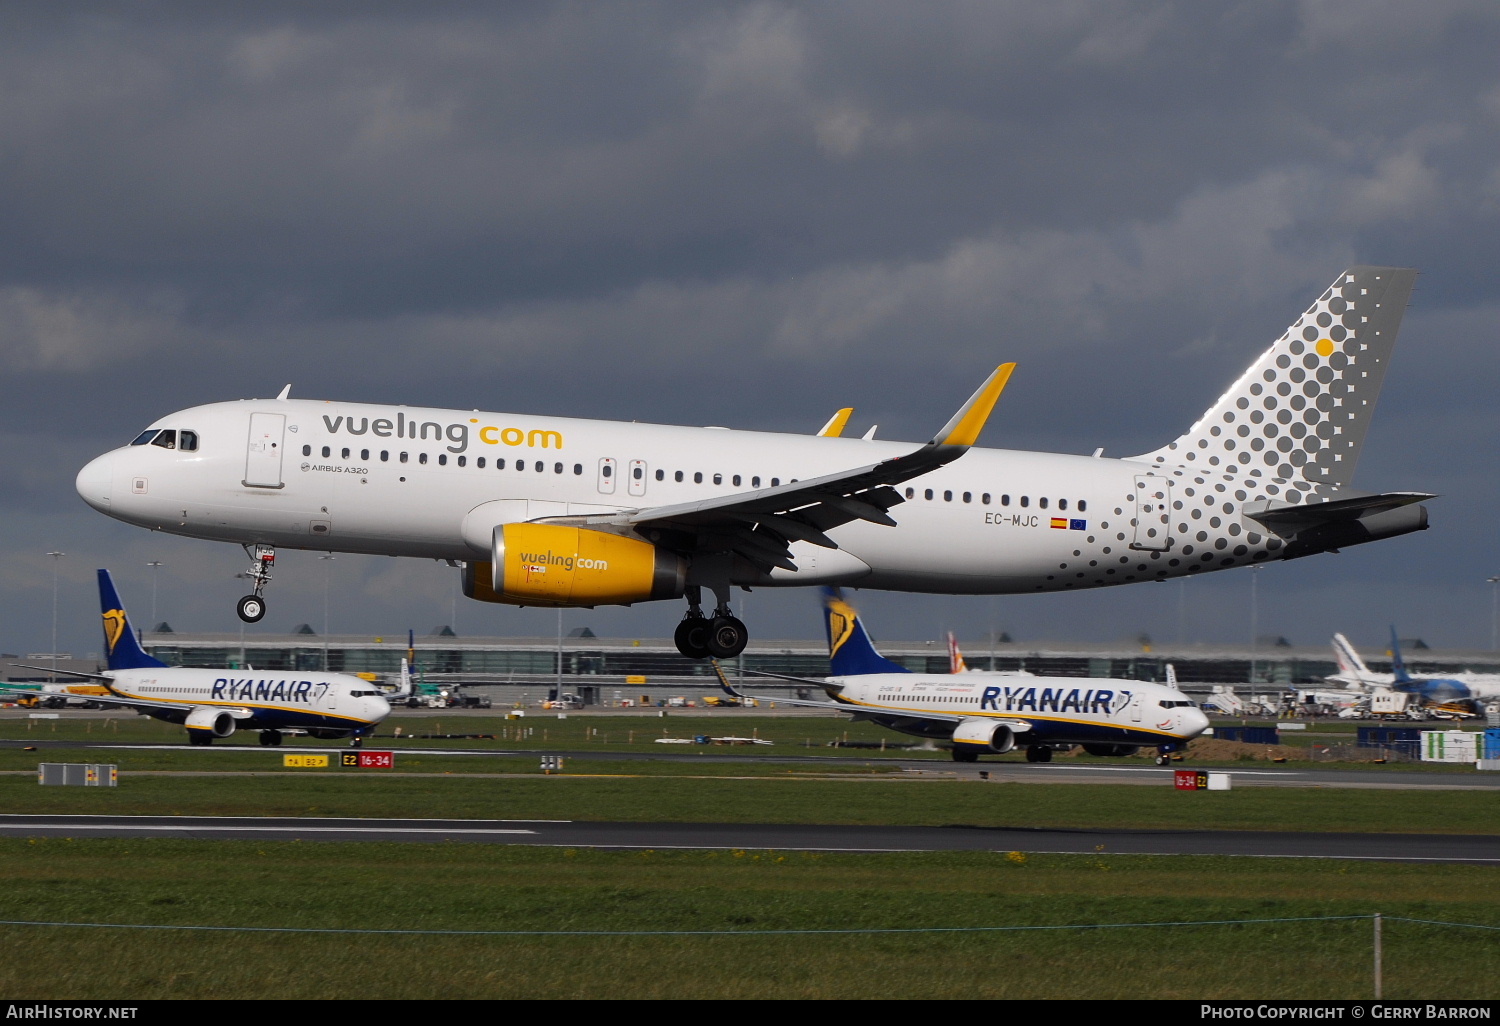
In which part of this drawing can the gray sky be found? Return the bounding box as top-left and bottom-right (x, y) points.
(4, 1), (1499, 660)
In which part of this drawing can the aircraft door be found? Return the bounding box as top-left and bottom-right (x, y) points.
(597, 457), (617, 495)
(1130, 475), (1171, 551)
(628, 459), (647, 497)
(244, 413), (286, 489)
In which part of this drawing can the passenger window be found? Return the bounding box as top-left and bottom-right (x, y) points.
(1001, 495), (1010, 506)
(771, 478), (780, 487)
(151, 430), (177, 450)
(476, 456), (484, 468)
(302, 445), (312, 457)
(322, 446), (331, 458)
(600, 464), (609, 477)
(675, 471), (684, 482)
(555, 463), (563, 474)
(573, 464), (582, 475)
(362, 449), (370, 461)
(924, 489), (933, 500)
(751, 476), (760, 487)
(962, 492), (971, 503)
(1078, 499), (1087, 512)
(381, 451), (390, 462)
(130, 430), (158, 446)
(732, 475), (741, 486)
(341, 448), (350, 459)
(943, 490), (952, 501)
(400, 452), (408, 463)
(634, 466), (643, 480)
(713, 473), (722, 485)
(1058, 498), (1068, 511)
(1020, 496), (1029, 507)
(496, 458), (505, 469)
(1039, 497), (1048, 509)
(981, 493), (991, 504)
(456, 455), (464, 467)
(179, 431), (198, 452)
(517, 460), (526, 471)
(655, 469), (664, 481)
(905, 487), (914, 499)
(694, 472), (703, 484)
(439, 454), (447, 465)
(419, 453), (428, 465)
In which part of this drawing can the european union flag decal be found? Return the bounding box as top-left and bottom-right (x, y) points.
(1070, 519), (1086, 530)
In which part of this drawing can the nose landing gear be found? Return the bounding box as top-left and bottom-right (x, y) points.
(236, 544), (275, 624)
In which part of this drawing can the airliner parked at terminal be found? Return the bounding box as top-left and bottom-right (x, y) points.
(75, 267), (1430, 659)
(3, 570), (390, 747)
(719, 590), (1209, 764)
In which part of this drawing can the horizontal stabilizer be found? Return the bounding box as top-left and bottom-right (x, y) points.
(1245, 491), (1434, 532)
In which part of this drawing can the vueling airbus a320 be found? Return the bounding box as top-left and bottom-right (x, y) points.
(76, 267), (1431, 659)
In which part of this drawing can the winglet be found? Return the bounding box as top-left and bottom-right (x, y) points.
(276, 384), (292, 400)
(932, 363), (1014, 448)
(817, 408), (854, 438)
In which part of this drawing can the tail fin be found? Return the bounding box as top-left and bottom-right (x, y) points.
(1133, 266), (1416, 488)
(822, 588), (909, 677)
(947, 631), (969, 674)
(1388, 626), (1412, 685)
(1332, 632), (1374, 683)
(97, 569), (167, 671)
(1165, 663), (1178, 688)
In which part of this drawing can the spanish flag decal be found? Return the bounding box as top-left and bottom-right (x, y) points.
(1050, 518), (1068, 529)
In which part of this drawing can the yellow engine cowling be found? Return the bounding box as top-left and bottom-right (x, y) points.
(462, 523), (686, 607)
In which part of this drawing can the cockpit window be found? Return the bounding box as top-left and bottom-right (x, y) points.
(130, 430), (158, 446)
(150, 429), (177, 450)
(179, 430), (198, 452)
(1159, 700), (1197, 708)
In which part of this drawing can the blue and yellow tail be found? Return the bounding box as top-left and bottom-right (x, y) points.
(1388, 626), (1412, 686)
(98, 569), (167, 671)
(822, 589), (909, 677)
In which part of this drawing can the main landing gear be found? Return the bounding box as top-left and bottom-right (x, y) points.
(673, 586), (748, 659)
(1024, 745), (1053, 763)
(236, 544), (275, 624)
(258, 730), (283, 747)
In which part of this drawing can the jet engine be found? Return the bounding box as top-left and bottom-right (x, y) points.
(951, 717), (1017, 754)
(184, 706), (236, 738)
(463, 523), (686, 607)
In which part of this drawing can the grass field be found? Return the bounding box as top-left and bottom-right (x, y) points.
(2, 839), (1496, 999)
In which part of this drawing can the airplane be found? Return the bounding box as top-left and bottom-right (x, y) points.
(716, 589), (1210, 765)
(2, 570), (391, 747)
(1386, 628), (1500, 710)
(945, 631), (1032, 677)
(74, 266), (1432, 659)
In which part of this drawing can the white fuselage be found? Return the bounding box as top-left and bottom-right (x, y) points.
(827, 673), (1209, 747)
(77, 397), (1300, 597)
(76, 666), (390, 735)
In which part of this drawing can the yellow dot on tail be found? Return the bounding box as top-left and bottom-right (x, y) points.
(1316, 338), (1335, 358)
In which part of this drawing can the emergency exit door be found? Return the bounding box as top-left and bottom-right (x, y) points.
(1130, 475), (1172, 551)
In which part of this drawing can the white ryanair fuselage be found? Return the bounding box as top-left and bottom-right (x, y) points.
(826, 673), (1209, 748)
(77, 397), (1326, 596)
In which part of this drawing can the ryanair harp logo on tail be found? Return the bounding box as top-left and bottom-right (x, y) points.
(824, 593), (859, 659)
(103, 608), (127, 654)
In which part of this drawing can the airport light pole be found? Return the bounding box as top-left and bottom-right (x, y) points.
(319, 554), (335, 671)
(146, 561), (164, 628)
(46, 552), (65, 681)
(1489, 576), (1500, 651)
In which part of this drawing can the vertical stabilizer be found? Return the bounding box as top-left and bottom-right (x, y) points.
(97, 569), (168, 671)
(1332, 632), (1376, 684)
(947, 631), (969, 674)
(822, 589), (909, 677)
(1388, 626), (1412, 685)
(1134, 267), (1416, 488)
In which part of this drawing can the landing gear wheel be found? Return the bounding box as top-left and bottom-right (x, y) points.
(951, 747), (979, 763)
(189, 734), (212, 746)
(237, 595), (266, 624)
(1025, 746), (1052, 763)
(1155, 752), (1171, 766)
(705, 615), (748, 659)
(350, 736), (364, 749)
(259, 730), (283, 748)
(674, 617), (710, 659)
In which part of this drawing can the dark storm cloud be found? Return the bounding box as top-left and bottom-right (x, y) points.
(4, 1), (1499, 658)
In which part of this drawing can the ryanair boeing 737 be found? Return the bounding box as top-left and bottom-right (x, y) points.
(4, 570), (392, 747)
(75, 267), (1430, 659)
(718, 589), (1210, 764)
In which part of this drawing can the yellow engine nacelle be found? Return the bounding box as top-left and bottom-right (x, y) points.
(462, 523), (686, 608)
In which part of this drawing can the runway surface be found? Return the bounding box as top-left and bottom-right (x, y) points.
(3, 737), (1494, 789)
(2, 813), (1497, 862)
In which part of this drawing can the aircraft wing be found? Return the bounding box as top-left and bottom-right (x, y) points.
(558, 364), (1014, 575)
(716, 665), (992, 725)
(8, 663), (111, 682)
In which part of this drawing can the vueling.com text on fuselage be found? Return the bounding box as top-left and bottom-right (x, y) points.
(320, 414), (563, 455)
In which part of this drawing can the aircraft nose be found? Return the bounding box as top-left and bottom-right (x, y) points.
(76, 452), (115, 511)
(1183, 707), (1211, 738)
(369, 695), (391, 721)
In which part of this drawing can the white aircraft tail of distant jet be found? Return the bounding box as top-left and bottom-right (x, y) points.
(3, 570), (390, 747)
(717, 589), (1209, 764)
(76, 267), (1431, 658)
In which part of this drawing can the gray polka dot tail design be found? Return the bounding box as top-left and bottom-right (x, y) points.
(1124, 267), (1432, 573)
